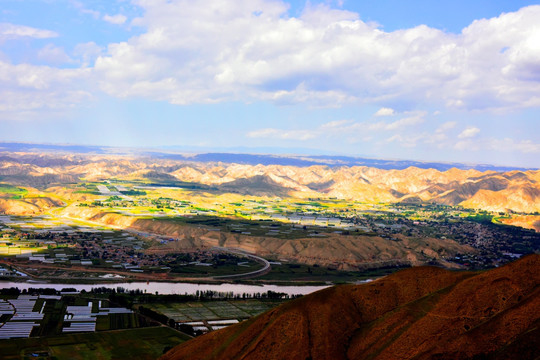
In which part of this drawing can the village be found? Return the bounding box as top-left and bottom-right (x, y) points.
(1, 196), (538, 283)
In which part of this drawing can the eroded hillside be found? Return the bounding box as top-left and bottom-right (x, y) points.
(0, 153), (539, 213)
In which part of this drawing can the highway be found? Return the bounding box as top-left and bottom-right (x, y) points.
(211, 247), (271, 280)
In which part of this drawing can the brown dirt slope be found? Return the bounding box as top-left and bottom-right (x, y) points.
(61, 207), (473, 269)
(162, 255), (540, 360)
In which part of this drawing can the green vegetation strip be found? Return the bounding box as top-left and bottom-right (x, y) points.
(0, 326), (190, 360)
(0, 183), (28, 198)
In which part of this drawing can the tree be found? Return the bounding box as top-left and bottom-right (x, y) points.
(179, 323), (195, 336)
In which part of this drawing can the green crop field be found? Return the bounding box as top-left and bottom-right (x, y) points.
(0, 183), (28, 198)
(0, 326), (190, 360)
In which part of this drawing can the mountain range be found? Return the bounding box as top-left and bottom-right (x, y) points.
(0, 142), (536, 172)
(0, 152), (539, 214)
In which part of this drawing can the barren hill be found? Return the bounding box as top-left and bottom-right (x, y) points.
(62, 206), (471, 269)
(1, 153), (539, 213)
(162, 254), (540, 360)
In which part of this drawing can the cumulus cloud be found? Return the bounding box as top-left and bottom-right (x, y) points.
(0, 60), (92, 116)
(0, 23), (57, 39)
(91, 2), (540, 110)
(4, 1), (540, 129)
(103, 14), (127, 25)
(458, 126), (480, 139)
(374, 107), (395, 116)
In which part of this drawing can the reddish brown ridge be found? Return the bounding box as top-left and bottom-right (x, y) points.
(162, 254), (540, 360)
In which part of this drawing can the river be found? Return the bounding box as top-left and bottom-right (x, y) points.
(0, 280), (329, 296)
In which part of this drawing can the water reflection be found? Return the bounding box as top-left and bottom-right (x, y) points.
(0, 281), (329, 296)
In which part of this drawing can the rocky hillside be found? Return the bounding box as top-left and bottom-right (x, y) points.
(61, 206), (472, 269)
(162, 254), (540, 360)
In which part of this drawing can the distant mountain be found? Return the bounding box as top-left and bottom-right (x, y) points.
(0, 142), (535, 172)
(162, 254), (540, 360)
(0, 142), (105, 154)
(150, 152), (534, 172)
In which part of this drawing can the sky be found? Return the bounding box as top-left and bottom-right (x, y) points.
(1, 0), (540, 168)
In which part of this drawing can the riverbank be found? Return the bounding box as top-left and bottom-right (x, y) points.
(0, 280), (329, 296)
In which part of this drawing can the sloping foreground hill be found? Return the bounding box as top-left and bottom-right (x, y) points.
(162, 255), (540, 360)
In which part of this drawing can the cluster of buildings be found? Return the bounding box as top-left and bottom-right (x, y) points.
(0, 294), (132, 339)
(0, 295), (43, 339)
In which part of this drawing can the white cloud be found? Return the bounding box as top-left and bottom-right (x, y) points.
(37, 44), (72, 64)
(103, 14), (127, 25)
(4, 0), (540, 133)
(367, 113), (426, 131)
(458, 126), (480, 139)
(454, 137), (540, 153)
(320, 119), (353, 129)
(0, 61), (92, 116)
(0, 23), (57, 39)
(91, 2), (540, 110)
(374, 107), (395, 116)
(70, 1), (100, 18)
(245, 112), (426, 142)
(73, 42), (103, 67)
(385, 134), (422, 148)
(486, 138), (540, 153)
(423, 121), (457, 144)
(384, 115), (425, 130)
(246, 128), (316, 140)
(436, 121), (457, 133)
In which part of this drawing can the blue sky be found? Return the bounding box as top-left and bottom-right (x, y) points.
(1, 0), (540, 167)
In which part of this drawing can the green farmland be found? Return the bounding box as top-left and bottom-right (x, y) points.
(0, 183), (28, 199)
(0, 326), (189, 360)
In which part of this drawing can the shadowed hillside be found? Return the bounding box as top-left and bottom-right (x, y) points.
(162, 255), (540, 360)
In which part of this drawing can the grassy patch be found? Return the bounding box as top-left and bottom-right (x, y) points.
(0, 183), (28, 198)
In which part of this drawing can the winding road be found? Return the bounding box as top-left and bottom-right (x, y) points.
(211, 246), (271, 280)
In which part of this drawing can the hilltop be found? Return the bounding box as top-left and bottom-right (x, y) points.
(161, 254), (540, 360)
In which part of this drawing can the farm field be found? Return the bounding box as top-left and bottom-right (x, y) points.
(0, 326), (189, 360)
(145, 299), (282, 323)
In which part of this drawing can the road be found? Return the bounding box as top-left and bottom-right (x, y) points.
(211, 247), (271, 280)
